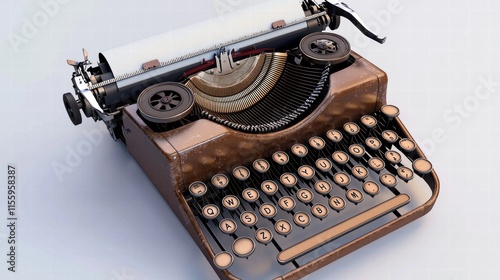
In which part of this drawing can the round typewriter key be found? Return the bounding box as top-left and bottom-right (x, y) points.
(202, 204), (220, 220)
(326, 129), (343, 143)
(346, 189), (364, 204)
(309, 136), (326, 150)
(385, 150), (402, 164)
(381, 104), (400, 119)
(213, 251), (233, 270)
(343, 122), (360, 136)
(329, 196), (346, 211)
(232, 166), (250, 181)
(272, 151), (289, 165)
(297, 165), (315, 180)
(363, 181), (380, 196)
(219, 218), (237, 235)
(222, 195), (240, 211)
(333, 172), (351, 187)
(261, 180), (278, 196)
(381, 130), (399, 144)
(399, 138), (416, 152)
(211, 174), (229, 189)
(368, 157), (385, 172)
(360, 115), (378, 129)
(293, 212), (311, 227)
(380, 173), (398, 188)
(352, 165), (369, 180)
(311, 204), (329, 219)
(255, 228), (273, 244)
(242, 188), (259, 203)
(232, 237), (255, 258)
(297, 189), (314, 204)
(240, 211), (258, 227)
(314, 180), (332, 195)
(348, 144), (365, 158)
(259, 203), (277, 219)
(397, 166), (414, 181)
(188, 181), (207, 197)
(365, 137), (382, 150)
(253, 159), (270, 173)
(315, 158), (333, 172)
(275, 220), (292, 236)
(280, 173), (297, 188)
(413, 158), (433, 175)
(332, 151), (349, 165)
(291, 144), (308, 158)
(279, 196), (296, 212)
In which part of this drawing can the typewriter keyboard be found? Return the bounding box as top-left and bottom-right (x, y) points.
(183, 105), (434, 279)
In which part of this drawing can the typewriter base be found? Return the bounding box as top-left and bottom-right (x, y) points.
(121, 52), (439, 279)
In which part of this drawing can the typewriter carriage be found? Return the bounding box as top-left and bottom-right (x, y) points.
(62, 0), (387, 140)
(131, 31), (357, 135)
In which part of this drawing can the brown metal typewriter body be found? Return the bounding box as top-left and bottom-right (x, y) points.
(62, 1), (439, 279)
(121, 51), (439, 279)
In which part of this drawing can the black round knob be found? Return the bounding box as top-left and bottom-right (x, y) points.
(62, 92), (82, 125)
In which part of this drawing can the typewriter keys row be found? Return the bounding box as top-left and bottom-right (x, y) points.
(184, 105), (435, 278)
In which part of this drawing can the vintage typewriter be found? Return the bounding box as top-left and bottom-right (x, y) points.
(61, 1), (439, 279)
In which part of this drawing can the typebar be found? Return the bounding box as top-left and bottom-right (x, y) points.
(277, 194), (410, 264)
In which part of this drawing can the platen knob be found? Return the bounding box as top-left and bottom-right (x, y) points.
(62, 92), (82, 125)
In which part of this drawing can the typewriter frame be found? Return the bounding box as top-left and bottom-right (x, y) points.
(120, 50), (440, 279)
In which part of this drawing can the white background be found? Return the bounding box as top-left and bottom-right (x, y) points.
(0, 0), (499, 279)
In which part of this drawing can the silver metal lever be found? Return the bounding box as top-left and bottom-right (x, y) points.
(324, 1), (386, 44)
(215, 48), (235, 75)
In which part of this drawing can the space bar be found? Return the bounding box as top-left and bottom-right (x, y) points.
(277, 194), (410, 264)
